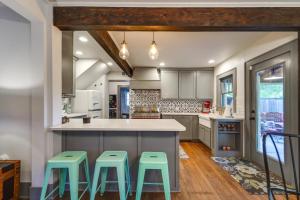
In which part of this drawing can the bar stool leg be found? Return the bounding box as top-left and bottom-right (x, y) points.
(135, 166), (145, 200)
(69, 165), (79, 200)
(90, 164), (100, 200)
(59, 168), (67, 198)
(40, 165), (52, 200)
(162, 165), (171, 200)
(100, 167), (108, 196)
(125, 158), (132, 195)
(116, 164), (126, 200)
(84, 157), (91, 192)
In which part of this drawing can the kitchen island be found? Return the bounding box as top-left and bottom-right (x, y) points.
(51, 119), (185, 192)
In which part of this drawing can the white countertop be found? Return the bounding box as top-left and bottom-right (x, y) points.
(62, 113), (88, 118)
(51, 119), (186, 132)
(162, 112), (202, 116)
(162, 112), (244, 121)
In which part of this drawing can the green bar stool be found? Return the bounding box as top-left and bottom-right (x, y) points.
(135, 152), (171, 200)
(90, 151), (131, 200)
(40, 151), (91, 200)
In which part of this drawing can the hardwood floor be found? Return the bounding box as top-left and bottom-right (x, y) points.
(55, 142), (274, 200)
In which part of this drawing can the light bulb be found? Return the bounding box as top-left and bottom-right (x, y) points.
(149, 41), (159, 60)
(119, 41), (129, 60)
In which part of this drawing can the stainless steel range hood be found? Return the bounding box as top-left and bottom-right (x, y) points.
(130, 67), (161, 90)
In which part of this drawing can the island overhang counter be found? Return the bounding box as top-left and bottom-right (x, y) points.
(51, 119), (186, 192)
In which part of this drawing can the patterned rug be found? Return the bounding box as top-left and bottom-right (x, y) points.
(179, 145), (189, 159)
(211, 157), (290, 195)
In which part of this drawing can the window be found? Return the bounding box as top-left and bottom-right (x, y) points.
(217, 68), (237, 111)
(221, 75), (234, 107)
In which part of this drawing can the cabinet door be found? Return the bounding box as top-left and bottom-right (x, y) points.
(196, 70), (214, 99)
(162, 115), (173, 119)
(179, 71), (196, 99)
(198, 125), (204, 142)
(62, 31), (75, 97)
(161, 71), (179, 99)
(192, 116), (199, 140)
(173, 116), (193, 140)
(204, 127), (211, 148)
(201, 126), (205, 142)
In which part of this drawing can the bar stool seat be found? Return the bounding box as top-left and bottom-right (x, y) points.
(90, 151), (131, 200)
(40, 151), (91, 200)
(136, 152), (171, 200)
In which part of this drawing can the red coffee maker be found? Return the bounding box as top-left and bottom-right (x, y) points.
(202, 101), (211, 113)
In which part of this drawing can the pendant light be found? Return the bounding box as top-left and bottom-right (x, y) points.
(148, 32), (159, 60)
(119, 32), (129, 60)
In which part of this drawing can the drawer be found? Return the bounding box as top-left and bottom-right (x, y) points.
(199, 118), (211, 128)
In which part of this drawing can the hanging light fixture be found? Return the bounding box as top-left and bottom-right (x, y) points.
(119, 32), (129, 60)
(148, 32), (159, 60)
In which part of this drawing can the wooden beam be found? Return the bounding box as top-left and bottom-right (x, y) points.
(88, 31), (133, 77)
(54, 7), (300, 31)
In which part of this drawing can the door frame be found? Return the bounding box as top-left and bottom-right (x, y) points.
(245, 40), (299, 165)
(117, 85), (130, 118)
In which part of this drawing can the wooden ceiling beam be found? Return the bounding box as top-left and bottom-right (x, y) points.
(88, 31), (133, 77)
(54, 7), (300, 31)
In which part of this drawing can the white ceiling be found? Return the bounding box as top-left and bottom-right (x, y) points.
(109, 32), (269, 68)
(48, 0), (300, 7)
(74, 31), (121, 71)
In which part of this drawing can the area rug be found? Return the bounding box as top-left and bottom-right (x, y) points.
(211, 157), (291, 195)
(179, 145), (189, 159)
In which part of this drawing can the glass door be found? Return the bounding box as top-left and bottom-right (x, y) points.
(250, 53), (290, 173)
(255, 63), (284, 161)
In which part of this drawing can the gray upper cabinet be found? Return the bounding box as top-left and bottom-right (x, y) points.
(196, 70), (214, 99)
(179, 71), (196, 99)
(161, 69), (213, 100)
(161, 70), (179, 99)
(62, 31), (76, 97)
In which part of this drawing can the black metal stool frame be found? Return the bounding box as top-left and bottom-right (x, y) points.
(263, 132), (300, 200)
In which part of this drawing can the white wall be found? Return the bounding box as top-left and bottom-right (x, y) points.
(0, 5), (31, 182)
(214, 32), (298, 116)
(108, 71), (131, 81)
(76, 59), (98, 78)
(0, 0), (62, 192)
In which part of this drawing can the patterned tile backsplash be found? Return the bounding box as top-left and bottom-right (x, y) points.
(129, 89), (204, 113)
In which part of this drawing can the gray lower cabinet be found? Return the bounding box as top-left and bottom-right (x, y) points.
(198, 124), (211, 148)
(163, 114), (198, 140)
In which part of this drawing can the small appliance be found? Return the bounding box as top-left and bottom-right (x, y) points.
(202, 101), (211, 113)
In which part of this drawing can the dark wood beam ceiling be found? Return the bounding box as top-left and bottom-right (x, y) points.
(54, 7), (300, 31)
(88, 31), (133, 77)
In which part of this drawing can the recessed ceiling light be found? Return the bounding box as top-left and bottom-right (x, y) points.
(107, 62), (113, 66)
(208, 59), (215, 64)
(75, 51), (83, 56)
(79, 36), (88, 42)
(159, 62), (165, 67)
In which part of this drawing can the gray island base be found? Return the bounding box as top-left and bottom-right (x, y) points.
(51, 119), (186, 192)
